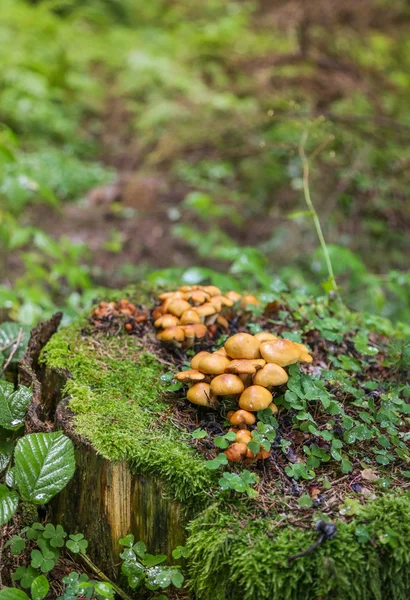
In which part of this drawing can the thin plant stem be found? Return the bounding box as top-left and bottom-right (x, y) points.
(298, 130), (343, 305)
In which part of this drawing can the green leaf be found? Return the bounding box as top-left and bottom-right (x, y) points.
(119, 534), (134, 547)
(6, 535), (26, 554)
(142, 553), (167, 567)
(0, 322), (31, 363)
(0, 428), (14, 473)
(93, 582), (114, 598)
(0, 381), (32, 430)
(191, 428), (208, 439)
(248, 441), (260, 454)
(214, 436), (229, 449)
(133, 541), (146, 558)
(31, 575), (50, 600)
(298, 494), (313, 508)
(0, 589), (30, 600)
(0, 483), (19, 526)
(171, 570), (184, 588)
(14, 432), (75, 503)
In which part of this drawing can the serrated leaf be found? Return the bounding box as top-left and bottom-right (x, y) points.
(14, 432), (75, 503)
(0, 322), (31, 363)
(0, 428), (14, 473)
(0, 589), (30, 600)
(0, 483), (19, 526)
(31, 575), (50, 600)
(0, 381), (32, 430)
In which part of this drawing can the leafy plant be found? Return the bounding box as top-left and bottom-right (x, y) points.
(119, 535), (185, 593)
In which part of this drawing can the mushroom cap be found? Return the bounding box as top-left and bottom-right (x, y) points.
(157, 326), (185, 343)
(202, 285), (221, 297)
(213, 294), (234, 307)
(184, 323), (207, 340)
(216, 315), (229, 329)
(158, 290), (184, 301)
(154, 314), (180, 328)
(239, 385), (272, 411)
(225, 442), (248, 462)
(229, 409), (256, 426)
(197, 354), (231, 375)
(190, 351), (211, 370)
(300, 351), (313, 363)
(240, 295), (260, 308)
(226, 290), (242, 303)
(196, 303), (217, 318)
(213, 347), (228, 357)
(235, 429), (252, 445)
(210, 374), (244, 396)
(175, 369), (206, 383)
(253, 363), (289, 387)
(267, 402), (278, 415)
(188, 290), (209, 305)
(224, 333), (261, 360)
(180, 309), (201, 325)
(167, 299), (192, 317)
(253, 332), (278, 343)
(260, 339), (303, 367)
(257, 449), (270, 460)
(209, 297), (222, 312)
(186, 382), (213, 407)
(226, 358), (265, 375)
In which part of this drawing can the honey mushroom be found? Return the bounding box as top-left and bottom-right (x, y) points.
(173, 329), (313, 463)
(153, 285), (246, 348)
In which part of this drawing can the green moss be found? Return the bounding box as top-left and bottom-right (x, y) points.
(186, 493), (410, 600)
(40, 317), (213, 505)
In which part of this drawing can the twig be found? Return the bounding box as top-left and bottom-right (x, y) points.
(1, 328), (23, 373)
(298, 131), (343, 305)
(78, 552), (134, 600)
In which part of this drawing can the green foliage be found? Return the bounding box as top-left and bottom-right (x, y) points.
(5, 523), (115, 600)
(119, 534), (185, 592)
(14, 432), (75, 504)
(218, 471), (259, 498)
(0, 381), (31, 430)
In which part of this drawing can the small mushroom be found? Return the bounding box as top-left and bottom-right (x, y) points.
(196, 303), (217, 325)
(202, 285), (221, 297)
(216, 315), (229, 329)
(187, 382), (214, 407)
(235, 429), (252, 445)
(174, 369), (206, 383)
(156, 326), (186, 345)
(167, 299), (192, 317)
(226, 290), (241, 303)
(240, 295), (260, 309)
(229, 409), (256, 426)
(197, 354), (231, 375)
(210, 374), (244, 396)
(253, 332), (278, 343)
(213, 346), (229, 357)
(180, 309), (201, 325)
(252, 363), (288, 387)
(154, 314), (180, 328)
(224, 333), (261, 360)
(239, 385), (272, 411)
(184, 324), (208, 346)
(260, 339), (306, 367)
(190, 351), (211, 370)
(225, 442), (248, 462)
(266, 402), (278, 415)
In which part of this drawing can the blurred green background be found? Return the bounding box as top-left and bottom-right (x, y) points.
(1, 0), (410, 326)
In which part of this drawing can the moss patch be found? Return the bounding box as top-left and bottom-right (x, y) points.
(187, 493), (410, 600)
(40, 317), (213, 505)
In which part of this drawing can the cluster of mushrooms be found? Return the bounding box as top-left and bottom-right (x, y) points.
(92, 299), (148, 332)
(175, 332), (312, 463)
(153, 285), (259, 348)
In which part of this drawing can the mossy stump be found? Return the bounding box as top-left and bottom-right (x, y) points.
(21, 307), (202, 579)
(22, 288), (410, 599)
